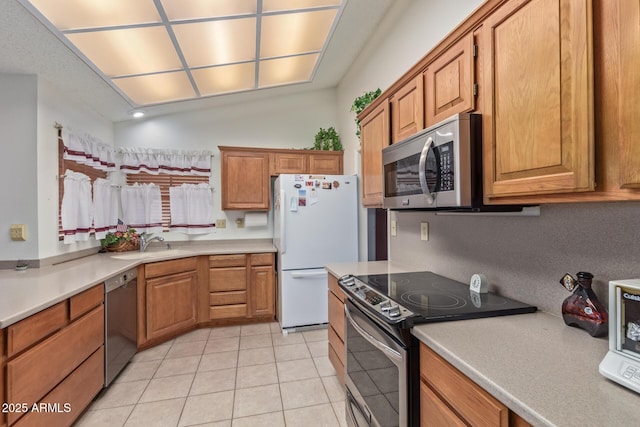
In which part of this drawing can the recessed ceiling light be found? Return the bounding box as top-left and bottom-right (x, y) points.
(131, 110), (145, 118)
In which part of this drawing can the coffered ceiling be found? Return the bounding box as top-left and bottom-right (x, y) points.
(0, 0), (395, 121)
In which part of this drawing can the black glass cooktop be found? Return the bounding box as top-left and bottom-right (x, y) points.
(354, 271), (536, 323)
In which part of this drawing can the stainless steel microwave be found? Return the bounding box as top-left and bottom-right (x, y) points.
(382, 113), (482, 210)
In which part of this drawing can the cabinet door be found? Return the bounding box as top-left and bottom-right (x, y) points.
(250, 265), (274, 317)
(391, 75), (424, 143)
(146, 271), (197, 340)
(619, 0), (640, 188)
(308, 152), (343, 174)
(483, 0), (594, 200)
(221, 149), (270, 210)
(424, 32), (475, 126)
(271, 152), (307, 176)
(360, 98), (390, 207)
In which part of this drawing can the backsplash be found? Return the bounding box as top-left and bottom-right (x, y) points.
(389, 202), (640, 316)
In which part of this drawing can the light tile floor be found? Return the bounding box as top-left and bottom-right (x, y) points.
(75, 323), (347, 427)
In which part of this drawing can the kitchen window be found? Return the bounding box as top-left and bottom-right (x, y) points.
(125, 172), (210, 232)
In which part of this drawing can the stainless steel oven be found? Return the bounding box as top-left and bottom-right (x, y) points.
(339, 272), (536, 426)
(344, 299), (411, 427)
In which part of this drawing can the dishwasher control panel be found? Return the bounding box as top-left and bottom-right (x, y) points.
(105, 269), (138, 293)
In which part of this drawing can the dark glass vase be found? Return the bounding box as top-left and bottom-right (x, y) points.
(561, 272), (608, 337)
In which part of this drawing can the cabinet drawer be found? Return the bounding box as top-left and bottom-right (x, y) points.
(328, 325), (344, 365)
(250, 253), (274, 266)
(210, 304), (247, 319)
(209, 254), (247, 268)
(70, 284), (104, 321)
(210, 291), (247, 306)
(14, 346), (104, 427)
(328, 291), (345, 341)
(328, 341), (344, 385)
(146, 257), (197, 279)
(420, 380), (466, 427)
(7, 301), (68, 358)
(209, 267), (247, 292)
(420, 343), (508, 427)
(328, 273), (345, 303)
(6, 305), (104, 422)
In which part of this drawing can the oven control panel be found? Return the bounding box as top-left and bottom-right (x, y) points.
(338, 275), (414, 321)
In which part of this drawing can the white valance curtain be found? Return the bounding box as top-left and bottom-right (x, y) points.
(121, 183), (163, 234)
(61, 170), (93, 243)
(119, 147), (212, 176)
(62, 129), (116, 172)
(169, 184), (215, 234)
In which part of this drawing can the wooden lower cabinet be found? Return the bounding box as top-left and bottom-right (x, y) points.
(3, 285), (104, 426)
(207, 253), (275, 323)
(250, 264), (275, 317)
(144, 258), (198, 342)
(146, 271), (198, 341)
(327, 273), (346, 384)
(420, 343), (530, 427)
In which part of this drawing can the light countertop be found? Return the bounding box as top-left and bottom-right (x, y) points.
(0, 239), (275, 328)
(326, 261), (639, 427)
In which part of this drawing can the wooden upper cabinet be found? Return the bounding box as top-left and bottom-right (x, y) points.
(483, 0), (594, 201)
(309, 152), (344, 174)
(618, 0), (640, 189)
(220, 147), (270, 210)
(391, 75), (424, 143)
(360, 98), (390, 208)
(424, 31), (476, 127)
(270, 152), (307, 175)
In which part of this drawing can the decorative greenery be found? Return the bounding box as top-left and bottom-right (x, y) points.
(351, 88), (382, 140)
(313, 127), (343, 151)
(101, 227), (140, 248)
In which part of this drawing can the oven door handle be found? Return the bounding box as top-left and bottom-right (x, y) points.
(418, 136), (436, 205)
(345, 305), (402, 362)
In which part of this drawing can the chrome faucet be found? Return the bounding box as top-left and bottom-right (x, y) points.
(139, 233), (165, 252)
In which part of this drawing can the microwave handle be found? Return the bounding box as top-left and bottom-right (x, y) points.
(418, 137), (436, 205)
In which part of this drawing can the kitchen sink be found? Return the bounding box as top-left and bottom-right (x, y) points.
(110, 249), (191, 260)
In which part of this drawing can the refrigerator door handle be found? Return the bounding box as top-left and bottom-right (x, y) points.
(280, 190), (286, 255)
(290, 271), (328, 279)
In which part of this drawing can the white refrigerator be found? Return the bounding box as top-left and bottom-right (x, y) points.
(274, 174), (358, 330)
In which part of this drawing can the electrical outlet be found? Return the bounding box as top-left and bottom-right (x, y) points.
(420, 222), (429, 241)
(236, 218), (245, 229)
(215, 219), (226, 229)
(390, 220), (397, 237)
(10, 224), (27, 241)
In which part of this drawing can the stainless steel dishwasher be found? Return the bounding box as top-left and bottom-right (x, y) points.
(104, 268), (138, 386)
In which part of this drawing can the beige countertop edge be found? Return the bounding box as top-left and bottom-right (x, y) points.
(0, 240), (276, 328)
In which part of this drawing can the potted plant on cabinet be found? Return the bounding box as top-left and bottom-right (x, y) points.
(313, 127), (343, 151)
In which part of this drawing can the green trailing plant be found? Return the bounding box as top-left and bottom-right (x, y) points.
(351, 88), (382, 140)
(313, 127), (342, 151)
